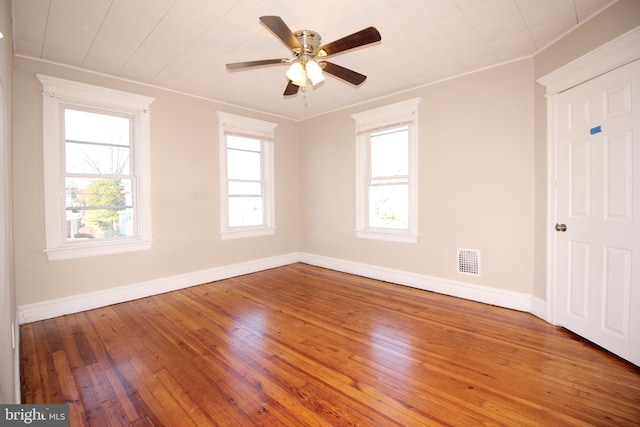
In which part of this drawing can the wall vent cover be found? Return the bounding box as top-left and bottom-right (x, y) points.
(457, 248), (480, 276)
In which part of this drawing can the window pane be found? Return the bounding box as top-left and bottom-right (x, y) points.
(229, 196), (264, 227)
(227, 148), (261, 180)
(229, 181), (262, 196)
(65, 109), (131, 175)
(65, 109), (130, 146)
(370, 127), (408, 177)
(66, 141), (130, 175)
(65, 177), (134, 241)
(368, 180), (408, 229)
(227, 135), (261, 151)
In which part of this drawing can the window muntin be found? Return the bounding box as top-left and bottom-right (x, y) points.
(38, 74), (154, 260)
(353, 98), (420, 243)
(63, 108), (135, 242)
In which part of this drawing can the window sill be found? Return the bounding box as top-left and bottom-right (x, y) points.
(355, 229), (419, 243)
(45, 238), (153, 261)
(221, 226), (275, 240)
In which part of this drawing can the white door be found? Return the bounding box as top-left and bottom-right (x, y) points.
(555, 59), (640, 366)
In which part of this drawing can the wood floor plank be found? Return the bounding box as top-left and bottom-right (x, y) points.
(83, 308), (151, 425)
(51, 349), (87, 425)
(153, 291), (334, 426)
(223, 272), (583, 424)
(21, 263), (640, 426)
(301, 268), (639, 425)
(178, 290), (396, 425)
(120, 295), (272, 426)
(19, 323), (43, 404)
(174, 289), (399, 426)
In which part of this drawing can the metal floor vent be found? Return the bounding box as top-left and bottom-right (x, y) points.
(457, 249), (480, 276)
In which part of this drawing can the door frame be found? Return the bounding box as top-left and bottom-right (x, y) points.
(537, 26), (640, 325)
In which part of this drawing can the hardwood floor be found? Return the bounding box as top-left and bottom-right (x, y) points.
(20, 263), (640, 426)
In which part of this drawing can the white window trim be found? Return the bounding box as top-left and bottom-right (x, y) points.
(217, 112), (277, 240)
(38, 74), (155, 261)
(352, 98), (421, 243)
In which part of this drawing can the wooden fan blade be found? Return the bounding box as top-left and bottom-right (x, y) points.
(260, 16), (302, 51)
(226, 59), (286, 70)
(318, 27), (381, 56)
(320, 62), (367, 86)
(283, 80), (299, 96)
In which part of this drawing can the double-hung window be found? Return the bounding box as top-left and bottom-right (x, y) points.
(38, 75), (154, 260)
(217, 112), (277, 239)
(353, 98), (420, 243)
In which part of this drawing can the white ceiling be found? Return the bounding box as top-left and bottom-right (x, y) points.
(12, 0), (617, 121)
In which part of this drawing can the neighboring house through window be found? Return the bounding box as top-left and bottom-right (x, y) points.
(352, 98), (421, 243)
(38, 75), (154, 261)
(217, 112), (277, 239)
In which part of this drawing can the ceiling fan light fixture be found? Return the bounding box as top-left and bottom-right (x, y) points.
(306, 59), (325, 85)
(286, 61), (306, 87)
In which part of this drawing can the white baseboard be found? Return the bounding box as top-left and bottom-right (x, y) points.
(18, 252), (544, 324)
(529, 295), (549, 322)
(17, 252), (299, 324)
(299, 253), (533, 312)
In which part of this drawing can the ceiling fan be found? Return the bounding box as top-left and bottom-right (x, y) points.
(226, 16), (381, 96)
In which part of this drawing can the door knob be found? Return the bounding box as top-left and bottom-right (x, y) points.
(555, 223), (567, 232)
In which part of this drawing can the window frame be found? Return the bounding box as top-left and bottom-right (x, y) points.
(217, 111), (277, 240)
(38, 74), (155, 261)
(352, 98), (421, 243)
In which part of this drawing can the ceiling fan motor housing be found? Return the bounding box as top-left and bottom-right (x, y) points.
(293, 30), (324, 59)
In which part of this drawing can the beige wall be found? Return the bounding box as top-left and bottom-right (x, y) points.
(301, 59), (536, 293)
(532, 82), (548, 300)
(12, 57), (300, 306)
(11, 0), (640, 312)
